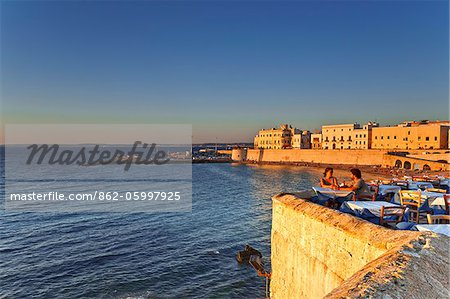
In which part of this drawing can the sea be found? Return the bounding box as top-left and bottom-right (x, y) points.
(0, 146), (348, 299)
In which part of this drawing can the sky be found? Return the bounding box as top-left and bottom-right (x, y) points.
(1, 0), (449, 143)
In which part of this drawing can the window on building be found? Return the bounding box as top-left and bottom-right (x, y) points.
(418, 137), (421, 141)
(408, 131), (410, 135)
(381, 136), (383, 140)
(387, 136), (390, 139)
(394, 136), (397, 139)
(426, 137), (429, 141)
(434, 136), (438, 141)
(375, 136), (378, 140)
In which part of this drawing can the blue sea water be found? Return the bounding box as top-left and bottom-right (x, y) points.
(0, 148), (330, 299)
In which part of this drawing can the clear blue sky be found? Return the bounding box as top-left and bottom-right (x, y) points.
(1, 0), (448, 143)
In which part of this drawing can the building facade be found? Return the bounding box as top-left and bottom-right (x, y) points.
(311, 133), (322, 149)
(321, 122), (378, 150)
(254, 124), (300, 149)
(371, 121), (450, 150)
(255, 120), (449, 151)
(352, 122), (378, 149)
(292, 131), (312, 149)
(322, 123), (360, 150)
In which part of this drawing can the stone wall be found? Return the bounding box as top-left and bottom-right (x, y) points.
(246, 149), (388, 165)
(407, 153), (449, 162)
(242, 148), (450, 171)
(270, 192), (449, 299)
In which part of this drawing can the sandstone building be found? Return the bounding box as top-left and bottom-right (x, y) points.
(311, 133), (322, 149)
(292, 131), (312, 149)
(253, 120), (449, 150)
(321, 122), (378, 150)
(371, 120), (450, 150)
(254, 124), (299, 149)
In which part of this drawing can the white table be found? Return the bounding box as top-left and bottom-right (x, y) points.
(345, 201), (401, 217)
(312, 187), (353, 199)
(378, 185), (402, 196)
(415, 224), (450, 237)
(421, 191), (446, 206)
(408, 181), (434, 190)
(439, 179), (450, 188)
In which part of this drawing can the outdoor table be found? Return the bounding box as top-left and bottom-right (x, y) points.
(344, 201), (401, 217)
(311, 187), (354, 206)
(377, 184), (402, 203)
(414, 224), (450, 237)
(312, 187), (353, 199)
(397, 190), (446, 216)
(408, 181), (434, 190)
(378, 185), (402, 196)
(339, 201), (403, 225)
(421, 191), (446, 206)
(439, 179), (450, 192)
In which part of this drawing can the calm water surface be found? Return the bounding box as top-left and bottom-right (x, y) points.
(1, 156), (351, 299)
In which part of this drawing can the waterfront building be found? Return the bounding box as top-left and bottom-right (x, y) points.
(254, 124), (300, 149)
(352, 122), (379, 149)
(301, 131), (312, 149)
(292, 133), (301, 148)
(321, 122), (378, 150)
(321, 123), (359, 150)
(311, 133), (322, 149)
(292, 131), (311, 149)
(448, 127), (450, 150)
(255, 120), (449, 151)
(371, 120), (450, 150)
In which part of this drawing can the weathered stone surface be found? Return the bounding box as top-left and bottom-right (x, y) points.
(270, 193), (449, 299)
(244, 149), (450, 171)
(325, 234), (449, 299)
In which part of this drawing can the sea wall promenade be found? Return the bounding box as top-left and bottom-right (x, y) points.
(270, 191), (449, 298)
(231, 148), (450, 171)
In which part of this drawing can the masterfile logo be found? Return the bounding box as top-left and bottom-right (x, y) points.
(4, 124), (192, 213)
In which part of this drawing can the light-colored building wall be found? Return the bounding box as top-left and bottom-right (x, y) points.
(254, 124), (299, 149)
(292, 134), (302, 149)
(352, 128), (369, 149)
(311, 133), (322, 149)
(372, 122), (449, 150)
(352, 122), (378, 149)
(292, 131), (312, 149)
(322, 123), (359, 150)
(322, 122), (377, 150)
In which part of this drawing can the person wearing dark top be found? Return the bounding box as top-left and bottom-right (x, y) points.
(320, 167), (339, 189)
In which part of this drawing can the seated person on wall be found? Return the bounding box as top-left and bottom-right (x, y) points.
(339, 168), (372, 199)
(320, 167), (339, 190)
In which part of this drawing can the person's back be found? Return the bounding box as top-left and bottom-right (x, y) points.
(353, 178), (370, 196)
(340, 168), (371, 197)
